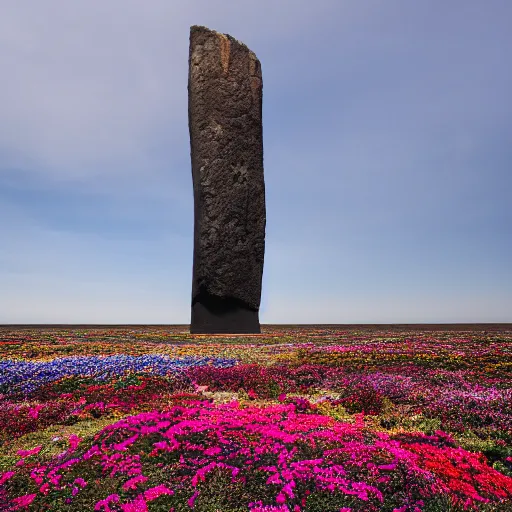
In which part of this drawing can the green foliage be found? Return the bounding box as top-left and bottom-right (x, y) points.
(113, 372), (143, 390)
(304, 491), (355, 511)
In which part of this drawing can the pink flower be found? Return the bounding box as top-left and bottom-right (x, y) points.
(266, 473), (283, 485)
(204, 446), (222, 455)
(282, 481), (295, 498)
(378, 463), (397, 471)
(17, 445), (42, 458)
(276, 492), (286, 504)
(12, 493), (37, 507)
(28, 404), (44, 419)
(94, 494), (120, 511)
(82, 445), (101, 460)
(49, 474), (62, 485)
(123, 475), (148, 490)
(121, 495), (148, 512)
(113, 434), (139, 451)
(144, 485), (173, 501)
(0, 471), (15, 485)
(188, 490), (199, 508)
(73, 477), (87, 488)
(68, 434), (82, 451)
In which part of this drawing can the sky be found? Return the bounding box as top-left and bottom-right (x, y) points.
(1, 0), (511, 324)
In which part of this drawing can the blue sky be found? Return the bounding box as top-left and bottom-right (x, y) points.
(1, 1), (511, 324)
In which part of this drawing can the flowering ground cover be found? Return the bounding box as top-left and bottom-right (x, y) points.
(0, 326), (511, 511)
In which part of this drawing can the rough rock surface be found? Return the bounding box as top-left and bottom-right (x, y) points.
(188, 25), (265, 334)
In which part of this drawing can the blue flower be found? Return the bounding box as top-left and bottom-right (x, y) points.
(0, 355), (238, 394)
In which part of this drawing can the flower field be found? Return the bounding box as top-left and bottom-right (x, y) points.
(0, 326), (511, 511)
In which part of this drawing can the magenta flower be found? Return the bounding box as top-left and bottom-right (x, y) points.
(144, 485), (174, 501)
(28, 404), (44, 419)
(16, 445), (42, 458)
(12, 493), (37, 507)
(39, 482), (50, 495)
(121, 495), (148, 512)
(0, 471), (15, 485)
(73, 477), (87, 488)
(113, 433), (139, 451)
(123, 475), (148, 490)
(94, 494), (120, 511)
(188, 490), (199, 508)
(275, 492), (286, 504)
(68, 434), (82, 451)
(378, 463), (397, 471)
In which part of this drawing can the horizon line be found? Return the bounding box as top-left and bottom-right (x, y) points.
(1, 323), (511, 330)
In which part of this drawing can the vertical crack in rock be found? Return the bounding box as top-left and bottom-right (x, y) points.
(188, 25), (265, 334)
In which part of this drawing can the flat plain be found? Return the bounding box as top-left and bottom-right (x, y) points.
(0, 325), (511, 511)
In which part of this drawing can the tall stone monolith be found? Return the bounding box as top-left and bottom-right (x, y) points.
(188, 26), (265, 334)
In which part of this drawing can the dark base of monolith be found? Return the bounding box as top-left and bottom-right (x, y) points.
(190, 292), (260, 334)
